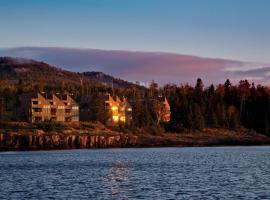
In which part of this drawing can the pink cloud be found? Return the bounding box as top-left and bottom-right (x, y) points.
(0, 47), (268, 86)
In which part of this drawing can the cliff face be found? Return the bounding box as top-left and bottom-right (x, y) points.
(0, 132), (138, 151)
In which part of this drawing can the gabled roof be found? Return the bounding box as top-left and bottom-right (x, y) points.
(52, 94), (65, 106)
(36, 93), (51, 106)
(116, 96), (121, 103)
(20, 92), (51, 106)
(60, 94), (78, 105)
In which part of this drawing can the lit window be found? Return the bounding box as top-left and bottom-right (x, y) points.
(127, 108), (132, 111)
(111, 106), (118, 111)
(112, 115), (119, 122)
(120, 116), (126, 122)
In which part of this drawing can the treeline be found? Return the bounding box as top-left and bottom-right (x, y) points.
(163, 79), (270, 135)
(1, 75), (270, 136)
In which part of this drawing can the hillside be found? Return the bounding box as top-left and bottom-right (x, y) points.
(0, 57), (95, 86)
(0, 57), (142, 90)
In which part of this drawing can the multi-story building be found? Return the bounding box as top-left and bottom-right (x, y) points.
(61, 94), (79, 122)
(160, 97), (171, 122)
(104, 94), (132, 125)
(147, 96), (171, 123)
(19, 92), (79, 122)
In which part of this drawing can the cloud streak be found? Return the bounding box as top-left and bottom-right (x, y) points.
(0, 47), (269, 86)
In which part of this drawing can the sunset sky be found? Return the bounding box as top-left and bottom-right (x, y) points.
(0, 0), (270, 85)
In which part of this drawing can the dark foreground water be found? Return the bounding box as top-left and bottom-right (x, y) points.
(1, 147), (270, 200)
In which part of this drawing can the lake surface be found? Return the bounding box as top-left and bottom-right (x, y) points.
(1, 147), (270, 199)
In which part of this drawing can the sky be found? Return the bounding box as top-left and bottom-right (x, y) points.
(0, 0), (270, 85)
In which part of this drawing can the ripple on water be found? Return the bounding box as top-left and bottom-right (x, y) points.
(1, 147), (270, 199)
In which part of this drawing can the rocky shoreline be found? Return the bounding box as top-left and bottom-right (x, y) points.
(0, 132), (139, 151)
(1, 127), (270, 151)
(1, 122), (270, 151)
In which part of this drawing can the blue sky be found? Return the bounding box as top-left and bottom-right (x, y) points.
(1, 0), (270, 63)
(0, 0), (270, 85)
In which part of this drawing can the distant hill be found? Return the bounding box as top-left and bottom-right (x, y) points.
(0, 57), (143, 90)
(83, 71), (145, 89)
(0, 57), (96, 87)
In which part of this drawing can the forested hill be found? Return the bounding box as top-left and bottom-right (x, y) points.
(0, 57), (142, 90)
(83, 71), (145, 89)
(0, 57), (97, 88)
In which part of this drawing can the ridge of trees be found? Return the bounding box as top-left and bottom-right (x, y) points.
(1, 57), (270, 136)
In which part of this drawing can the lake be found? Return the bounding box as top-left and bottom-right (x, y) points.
(1, 147), (270, 199)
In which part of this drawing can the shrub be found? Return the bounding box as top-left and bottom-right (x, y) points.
(35, 120), (63, 132)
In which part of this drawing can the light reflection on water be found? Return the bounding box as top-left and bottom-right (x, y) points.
(105, 161), (130, 197)
(1, 147), (270, 199)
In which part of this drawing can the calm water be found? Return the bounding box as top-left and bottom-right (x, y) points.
(1, 147), (270, 199)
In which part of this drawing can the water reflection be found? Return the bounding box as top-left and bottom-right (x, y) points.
(105, 160), (130, 197)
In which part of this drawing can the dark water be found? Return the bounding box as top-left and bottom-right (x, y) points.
(1, 147), (270, 200)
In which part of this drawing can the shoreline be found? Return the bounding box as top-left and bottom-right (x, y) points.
(1, 122), (270, 151)
(1, 126), (270, 151)
(1, 145), (270, 153)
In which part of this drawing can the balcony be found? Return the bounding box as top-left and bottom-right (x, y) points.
(32, 108), (42, 113)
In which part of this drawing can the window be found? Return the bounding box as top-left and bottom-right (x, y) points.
(34, 117), (42, 121)
(72, 116), (79, 122)
(32, 101), (38, 105)
(65, 109), (71, 114)
(33, 108), (42, 112)
(112, 115), (119, 122)
(65, 117), (72, 122)
(111, 106), (118, 111)
(120, 116), (126, 122)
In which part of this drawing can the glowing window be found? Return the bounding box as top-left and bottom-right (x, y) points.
(111, 106), (118, 111)
(120, 116), (126, 122)
(112, 115), (119, 122)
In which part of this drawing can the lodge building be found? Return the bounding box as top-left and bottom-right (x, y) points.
(19, 92), (79, 122)
(160, 97), (171, 123)
(104, 94), (133, 125)
(79, 94), (133, 126)
(18, 92), (170, 125)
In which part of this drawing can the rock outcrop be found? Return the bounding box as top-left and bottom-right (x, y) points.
(0, 131), (138, 151)
(1, 127), (270, 151)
